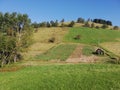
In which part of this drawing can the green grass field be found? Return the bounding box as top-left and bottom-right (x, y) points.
(34, 44), (77, 61)
(64, 27), (120, 45)
(0, 64), (120, 90)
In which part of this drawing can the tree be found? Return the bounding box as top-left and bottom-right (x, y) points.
(39, 22), (47, 27)
(113, 26), (119, 30)
(68, 21), (75, 27)
(101, 24), (108, 29)
(84, 22), (90, 27)
(93, 19), (112, 26)
(50, 20), (58, 27)
(0, 34), (17, 67)
(77, 17), (85, 23)
(61, 19), (64, 23)
(91, 23), (95, 28)
(54, 20), (58, 27)
(32, 22), (39, 28)
(50, 20), (55, 27)
(87, 18), (91, 22)
(0, 12), (33, 67)
(61, 19), (65, 27)
(106, 21), (112, 26)
(46, 22), (51, 27)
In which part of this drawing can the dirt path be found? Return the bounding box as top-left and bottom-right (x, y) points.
(66, 45), (98, 63)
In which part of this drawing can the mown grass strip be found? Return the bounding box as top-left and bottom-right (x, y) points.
(34, 44), (77, 61)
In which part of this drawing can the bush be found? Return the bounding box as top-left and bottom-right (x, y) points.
(95, 26), (100, 29)
(48, 37), (55, 43)
(101, 24), (108, 29)
(84, 22), (90, 27)
(74, 35), (81, 40)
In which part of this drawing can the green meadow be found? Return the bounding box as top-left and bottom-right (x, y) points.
(64, 27), (120, 45)
(0, 64), (120, 90)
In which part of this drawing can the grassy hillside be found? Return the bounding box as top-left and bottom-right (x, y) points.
(23, 27), (68, 60)
(64, 27), (120, 45)
(1, 26), (120, 90)
(0, 64), (120, 90)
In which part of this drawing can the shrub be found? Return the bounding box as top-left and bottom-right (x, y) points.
(101, 24), (108, 29)
(48, 37), (55, 43)
(74, 35), (81, 40)
(95, 26), (100, 29)
(84, 22), (90, 27)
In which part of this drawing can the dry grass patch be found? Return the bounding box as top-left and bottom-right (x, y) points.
(33, 27), (68, 43)
(100, 42), (120, 56)
(23, 43), (56, 60)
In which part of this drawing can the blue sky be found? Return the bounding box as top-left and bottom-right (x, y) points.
(0, 0), (120, 26)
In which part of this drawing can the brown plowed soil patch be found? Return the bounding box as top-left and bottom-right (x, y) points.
(66, 45), (98, 63)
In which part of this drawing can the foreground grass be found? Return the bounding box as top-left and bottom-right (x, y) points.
(64, 27), (120, 45)
(34, 44), (77, 61)
(0, 64), (120, 90)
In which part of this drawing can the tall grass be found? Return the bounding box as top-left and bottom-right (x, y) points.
(64, 27), (120, 45)
(0, 64), (120, 90)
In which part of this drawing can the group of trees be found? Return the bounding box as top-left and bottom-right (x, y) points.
(93, 19), (112, 26)
(32, 20), (59, 28)
(32, 19), (76, 28)
(32, 17), (116, 29)
(0, 12), (33, 67)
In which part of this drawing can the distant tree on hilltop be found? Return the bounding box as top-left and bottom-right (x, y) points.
(113, 26), (119, 30)
(84, 22), (90, 27)
(46, 22), (51, 27)
(91, 23), (95, 28)
(77, 17), (85, 23)
(61, 19), (65, 27)
(68, 21), (75, 27)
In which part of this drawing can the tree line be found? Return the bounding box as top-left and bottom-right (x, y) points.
(0, 12), (33, 67)
(93, 19), (112, 26)
(32, 17), (119, 30)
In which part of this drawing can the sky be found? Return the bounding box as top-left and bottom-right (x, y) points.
(0, 0), (120, 26)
